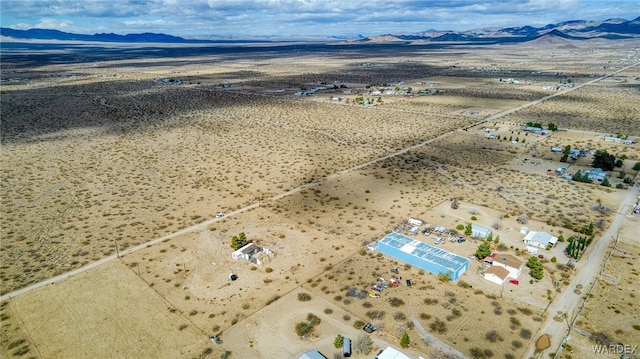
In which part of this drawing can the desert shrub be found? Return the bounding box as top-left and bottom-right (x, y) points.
(507, 309), (517, 315)
(324, 308), (333, 314)
(265, 267), (273, 273)
(429, 318), (447, 334)
(354, 334), (374, 355)
(366, 310), (385, 320)
(353, 320), (365, 329)
(393, 312), (407, 321)
(419, 312), (431, 320)
(333, 295), (342, 301)
(389, 297), (405, 307)
(424, 298), (439, 305)
(520, 328), (532, 339)
(510, 317), (521, 329)
(362, 301), (372, 308)
(485, 330), (502, 342)
(334, 334), (344, 348)
(458, 280), (471, 288)
(456, 224), (465, 230)
(265, 294), (280, 305)
(512, 340), (523, 348)
(12, 345), (30, 356)
(518, 307), (533, 315)
(7, 339), (26, 350)
(469, 347), (487, 359)
(343, 314), (351, 321)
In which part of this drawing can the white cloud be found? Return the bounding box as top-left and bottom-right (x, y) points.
(35, 18), (74, 30)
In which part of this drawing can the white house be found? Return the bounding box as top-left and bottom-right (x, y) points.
(231, 243), (273, 265)
(491, 254), (523, 279)
(524, 231), (558, 248)
(484, 266), (510, 285)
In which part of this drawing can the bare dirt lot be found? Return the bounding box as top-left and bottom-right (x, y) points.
(1, 40), (639, 359)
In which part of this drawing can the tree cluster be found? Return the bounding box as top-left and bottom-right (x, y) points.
(572, 170), (593, 183)
(566, 236), (592, 260)
(592, 150), (616, 171)
(230, 232), (250, 250)
(526, 256), (544, 280)
(475, 242), (492, 259)
(294, 313), (321, 338)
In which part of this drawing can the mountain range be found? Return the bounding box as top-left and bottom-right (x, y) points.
(1, 16), (639, 44)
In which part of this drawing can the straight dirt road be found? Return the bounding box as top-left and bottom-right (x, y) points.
(2, 62), (638, 305)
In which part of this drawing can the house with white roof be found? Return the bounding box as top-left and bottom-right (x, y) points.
(523, 231), (557, 249)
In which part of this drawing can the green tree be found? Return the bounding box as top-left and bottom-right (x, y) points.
(231, 232), (250, 250)
(334, 334), (344, 348)
(601, 177), (611, 187)
(400, 332), (410, 348)
(593, 150), (616, 171)
(465, 223), (473, 236)
(526, 256), (544, 280)
(548, 122), (558, 131)
(475, 242), (492, 259)
(633, 162), (640, 171)
(486, 232), (493, 242)
(456, 224), (465, 231)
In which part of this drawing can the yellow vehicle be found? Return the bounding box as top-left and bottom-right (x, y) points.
(369, 292), (380, 298)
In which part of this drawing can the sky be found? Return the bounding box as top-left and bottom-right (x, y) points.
(1, 0), (638, 38)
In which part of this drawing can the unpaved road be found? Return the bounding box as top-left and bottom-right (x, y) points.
(2, 62), (638, 304)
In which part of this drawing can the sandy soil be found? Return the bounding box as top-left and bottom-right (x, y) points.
(1, 41), (639, 359)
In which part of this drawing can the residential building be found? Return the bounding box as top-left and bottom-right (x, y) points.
(523, 231), (558, 249)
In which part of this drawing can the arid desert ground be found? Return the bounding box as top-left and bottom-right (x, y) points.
(1, 39), (640, 359)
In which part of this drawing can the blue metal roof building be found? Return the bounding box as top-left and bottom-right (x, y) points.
(377, 232), (469, 281)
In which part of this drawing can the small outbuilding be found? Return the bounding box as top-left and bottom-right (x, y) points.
(471, 224), (492, 239)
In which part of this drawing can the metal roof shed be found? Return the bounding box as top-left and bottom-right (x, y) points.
(471, 224), (492, 239)
(377, 232), (469, 281)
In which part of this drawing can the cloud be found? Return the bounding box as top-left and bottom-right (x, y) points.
(35, 18), (74, 30)
(1, 0), (637, 37)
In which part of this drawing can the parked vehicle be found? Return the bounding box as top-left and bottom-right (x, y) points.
(363, 323), (377, 333)
(406, 279), (412, 287)
(343, 337), (351, 357)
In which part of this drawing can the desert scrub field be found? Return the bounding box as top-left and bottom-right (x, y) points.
(501, 82), (640, 135)
(0, 61), (483, 293)
(308, 252), (541, 359)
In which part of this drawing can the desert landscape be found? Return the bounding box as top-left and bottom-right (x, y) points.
(1, 37), (640, 359)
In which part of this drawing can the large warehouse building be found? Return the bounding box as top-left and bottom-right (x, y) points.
(377, 232), (469, 281)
